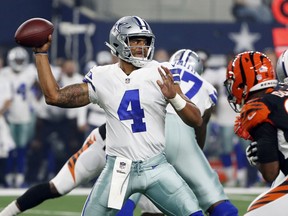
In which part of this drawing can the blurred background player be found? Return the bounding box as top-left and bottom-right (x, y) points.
(0, 47), (38, 188)
(0, 66), (15, 187)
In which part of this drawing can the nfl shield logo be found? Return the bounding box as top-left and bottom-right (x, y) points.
(120, 161), (126, 169)
(125, 78), (130, 84)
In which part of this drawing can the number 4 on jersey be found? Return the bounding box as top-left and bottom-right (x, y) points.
(117, 89), (146, 133)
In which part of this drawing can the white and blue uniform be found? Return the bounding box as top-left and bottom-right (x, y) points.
(0, 63), (38, 187)
(165, 69), (228, 212)
(85, 61), (167, 160)
(81, 61), (202, 215)
(1, 64), (38, 147)
(137, 66), (229, 214)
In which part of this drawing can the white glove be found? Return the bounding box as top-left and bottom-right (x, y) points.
(246, 141), (258, 166)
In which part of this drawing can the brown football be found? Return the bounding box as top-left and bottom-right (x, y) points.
(14, 18), (54, 47)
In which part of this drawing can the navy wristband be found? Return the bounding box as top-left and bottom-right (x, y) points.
(33, 51), (48, 55)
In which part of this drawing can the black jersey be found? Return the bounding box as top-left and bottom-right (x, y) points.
(239, 85), (288, 175)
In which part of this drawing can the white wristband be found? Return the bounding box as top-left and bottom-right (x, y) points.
(169, 94), (186, 111)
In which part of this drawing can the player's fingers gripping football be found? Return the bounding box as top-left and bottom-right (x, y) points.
(246, 141), (258, 166)
(157, 66), (176, 99)
(33, 34), (52, 53)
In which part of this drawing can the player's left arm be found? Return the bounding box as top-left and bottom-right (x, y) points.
(251, 123), (280, 183)
(194, 106), (213, 149)
(0, 99), (12, 116)
(157, 66), (202, 127)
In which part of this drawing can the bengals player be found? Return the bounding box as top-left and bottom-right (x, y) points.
(224, 50), (288, 216)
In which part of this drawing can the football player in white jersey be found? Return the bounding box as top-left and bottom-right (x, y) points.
(1, 47), (38, 188)
(138, 49), (238, 216)
(31, 15), (204, 216)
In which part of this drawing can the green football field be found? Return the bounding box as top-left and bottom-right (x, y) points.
(0, 193), (258, 216)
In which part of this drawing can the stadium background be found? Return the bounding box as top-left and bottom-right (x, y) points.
(0, 0), (286, 215)
(0, 0), (286, 71)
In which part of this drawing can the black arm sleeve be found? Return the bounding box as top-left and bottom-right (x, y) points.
(98, 123), (106, 141)
(250, 122), (278, 164)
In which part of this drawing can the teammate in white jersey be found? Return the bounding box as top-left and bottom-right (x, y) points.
(31, 15), (203, 216)
(1, 47), (38, 187)
(138, 49), (238, 216)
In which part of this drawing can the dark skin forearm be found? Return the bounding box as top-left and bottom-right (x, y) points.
(0, 99), (12, 116)
(53, 83), (90, 108)
(157, 66), (202, 128)
(194, 107), (213, 149)
(175, 93), (202, 128)
(34, 50), (90, 108)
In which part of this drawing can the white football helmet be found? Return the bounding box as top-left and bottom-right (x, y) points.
(169, 49), (204, 75)
(7, 46), (29, 72)
(276, 49), (288, 84)
(105, 16), (155, 68)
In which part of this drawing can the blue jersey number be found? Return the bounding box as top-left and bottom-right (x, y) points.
(181, 71), (203, 99)
(117, 89), (146, 133)
(17, 83), (27, 100)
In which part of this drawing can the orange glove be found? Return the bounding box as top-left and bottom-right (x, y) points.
(234, 116), (253, 140)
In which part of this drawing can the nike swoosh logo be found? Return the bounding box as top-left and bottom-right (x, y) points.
(247, 112), (256, 120)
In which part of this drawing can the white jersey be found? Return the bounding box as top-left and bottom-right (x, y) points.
(86, 103), (106, 127)
(167, 70), (217, 116)
(0, 74), (15, 157)
(84, 61), (168, 161)
(1, 64), (37, 124)
(0, 74), (12, 108)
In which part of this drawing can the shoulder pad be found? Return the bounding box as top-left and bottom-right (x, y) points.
(240, 100), (272, 132)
